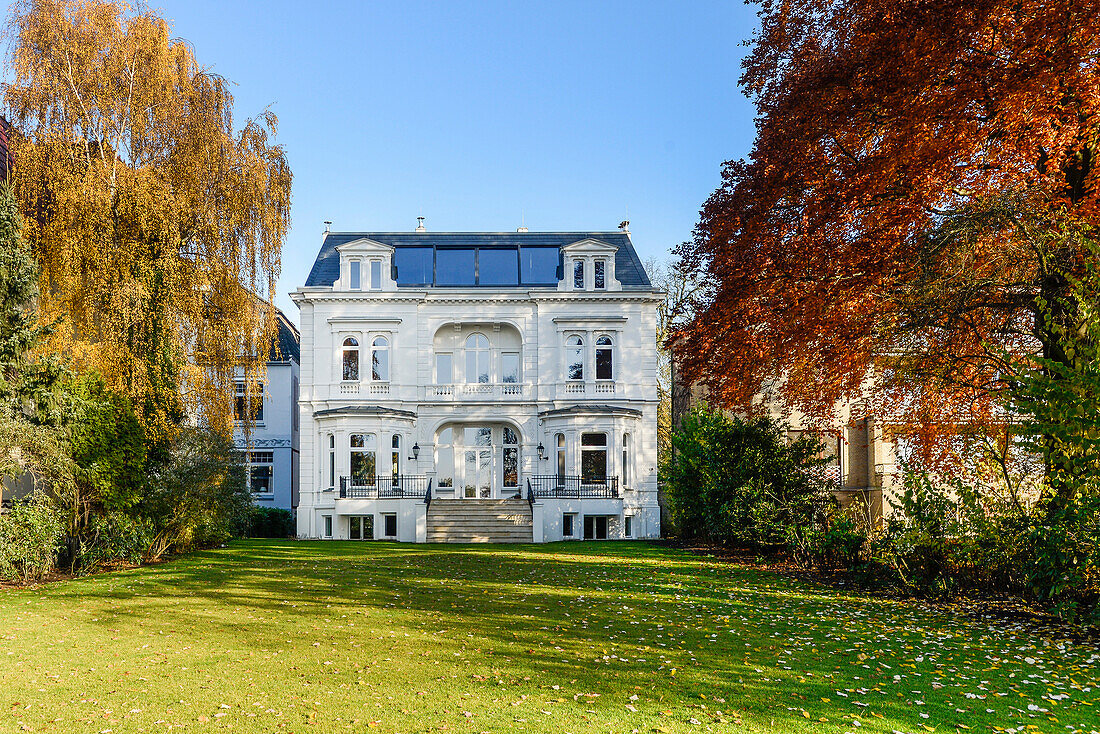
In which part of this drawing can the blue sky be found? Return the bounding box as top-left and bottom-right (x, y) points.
(159, 1), (760, 321)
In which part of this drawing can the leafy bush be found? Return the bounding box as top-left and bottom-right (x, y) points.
(0, 493), (62, 582)
(663, 406), (835, 554)
(245, 507), (295, 538)
(77, 512), (155, 572)
(140, 428), (250, 560)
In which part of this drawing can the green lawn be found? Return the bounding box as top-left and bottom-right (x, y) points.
(0, 542), (1096, 733)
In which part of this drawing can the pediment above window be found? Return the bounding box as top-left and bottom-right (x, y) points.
(560, 238), (619, 256)
(335, 238), (395, 256)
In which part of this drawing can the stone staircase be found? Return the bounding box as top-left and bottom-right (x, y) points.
(426, 498), (533, 543)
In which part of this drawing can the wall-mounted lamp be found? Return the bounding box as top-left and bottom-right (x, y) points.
(537, 442), (546, 460)
(410, 442), (420, 461)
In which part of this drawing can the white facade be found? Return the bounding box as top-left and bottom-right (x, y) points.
(293, 229), (662, 542)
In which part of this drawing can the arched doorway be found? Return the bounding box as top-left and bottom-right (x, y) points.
(434, 424), (522, 499)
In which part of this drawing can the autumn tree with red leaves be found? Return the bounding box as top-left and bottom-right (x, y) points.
(676, 0), (1100, 505)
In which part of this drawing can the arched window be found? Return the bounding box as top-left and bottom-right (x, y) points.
(371, 336), (390, 381)
(622, 433), (631, 487)
(566, 335), (584, 381)
(391, 434), (401, 477)
(502, 426), (519, 488)
(465, 333), (489, 384)
(595, 335), (614, 380)
(342, 337), (360, 381)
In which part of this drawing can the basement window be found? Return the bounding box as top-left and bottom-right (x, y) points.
(382, 513), (398, 539)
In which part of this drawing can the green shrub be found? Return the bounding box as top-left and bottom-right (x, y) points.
(0, 493), (62, 582)
(77, 512), (155, 572)
(663, 406), (834, 555)
(245, 507), (295, 538)
(140, 427), (250, 560)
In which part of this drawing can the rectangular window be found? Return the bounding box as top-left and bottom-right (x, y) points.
(369, 260), (382, 289)
(563, 513), (576, 538)
(383, 513), (397, 538)
(435, 353), (453, 384)
(625, 515), (633, 537)
(594, 260), (606, 289)
(502, 446), (518, 487)
(234, 381), (263, 422)
(435, 248), (477, 286)
(580, 433), (607, 482)
(501, 352), (519, 384)
(350, 434), (377, 485)
(478, 248), (520, 285)
(349, 260), (361, 290)
(328, 437), (335, 489)
(248, 451), (274, 494)
(393, 247), (434, 285)
(573, 259), (585, 289)
(323, 515), (333, 538)
(519, 247), (560, 285)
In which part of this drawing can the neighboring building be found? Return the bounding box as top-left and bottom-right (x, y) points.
(669, 352), (901, 526)
(292, 224), (662, 542)
(234, 309), (301, 513)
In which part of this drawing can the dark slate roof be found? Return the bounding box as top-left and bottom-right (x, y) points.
(303, 231), (653, 289)
(269, 310), (300, 363)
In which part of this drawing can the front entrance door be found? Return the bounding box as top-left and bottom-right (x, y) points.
(463, 427), (492, 498)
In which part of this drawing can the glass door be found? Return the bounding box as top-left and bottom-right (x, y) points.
(462, 426), (492, 498)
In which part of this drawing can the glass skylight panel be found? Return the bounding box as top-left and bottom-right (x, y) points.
(478, 248), (519, 285)
(520, 247), (559, 285)
(394, 247), (433, 285)
(435, 248), (476, 286)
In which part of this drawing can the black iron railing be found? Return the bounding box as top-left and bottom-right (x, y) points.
(527, 475), (619, 499)
(339, 475), (431, 499)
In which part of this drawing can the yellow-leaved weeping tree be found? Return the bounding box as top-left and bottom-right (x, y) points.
(3, 0), (292, 453)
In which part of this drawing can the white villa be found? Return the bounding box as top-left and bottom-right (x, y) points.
(292, 224), (662, 542)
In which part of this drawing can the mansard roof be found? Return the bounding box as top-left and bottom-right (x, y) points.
(303, 231), (653, 289)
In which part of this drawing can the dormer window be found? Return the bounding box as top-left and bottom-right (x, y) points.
(594, 260), (606, 290)
(349, 260), (362, 290)
(573, 259), (585, 289)
(369, 260), (382, 290)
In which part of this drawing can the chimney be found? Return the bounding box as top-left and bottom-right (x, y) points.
(415, 216), (426, 232)
(517, 226), (529, 233)
(619, 220), (630, 233)
(323, 220), (332, 233)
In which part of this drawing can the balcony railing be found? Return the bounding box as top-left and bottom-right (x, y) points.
(339, 475), (432, 499)
(424, 383), (530, 401)
(559, 381), (617, 397)
(527, 475), (620, 499)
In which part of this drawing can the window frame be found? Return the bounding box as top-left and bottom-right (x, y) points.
(565, 334), (585, 381)
(371, 335), (390, 382)
(573, 259), (585, 289)
(580, 432), (608, 483)
(465, 333), (490, 384)
(595, 335), (614, 381)
(382, 513), (398, 538)
(349, 259), (362, 290)
(341, 337), (360, 382)
(594, 259), (606, 290)
(369, 259), (382, 290)
(563, 512), (576, 538)
(323, 515), (333, 538)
